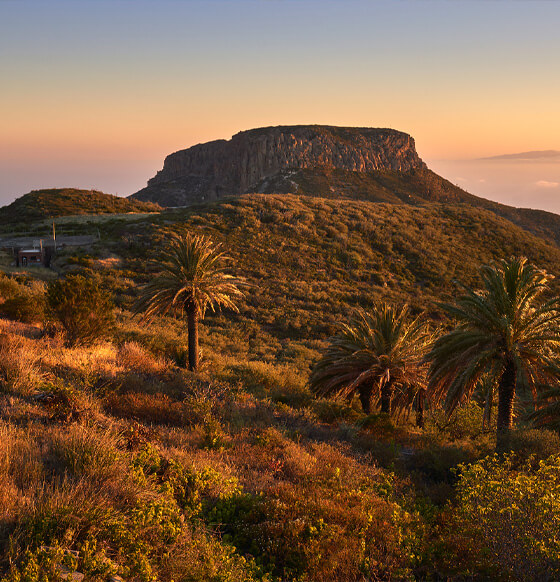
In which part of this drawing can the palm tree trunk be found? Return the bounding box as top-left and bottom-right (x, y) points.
(483, 389), (493, 431)
(416, 390), (425, 428)
(496, 360), (516, 451)
(359, 383), (374, 414)
(187, 307), (199, 372)
(380, 381), (392, 414)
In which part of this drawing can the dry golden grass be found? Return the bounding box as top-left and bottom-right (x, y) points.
(92, 255), (123, 269)
(0, 333), (47, 396)
(0, 424), (44, 518)
(0, 303), (523, 581)
(0, 318), (42, 338)
(103, 391), (189, 426)
(116, 341), (170, 376)
(40, 341), (118, 376)
(0, 423), (131, 525)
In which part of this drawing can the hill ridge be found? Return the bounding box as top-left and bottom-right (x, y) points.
(0, 188), (161, 224)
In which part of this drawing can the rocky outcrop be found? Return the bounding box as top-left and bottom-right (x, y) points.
(131, 125), (425, 206)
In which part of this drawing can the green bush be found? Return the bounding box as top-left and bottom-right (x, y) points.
(426, 401), (488, 441)
(312, 398), (361, 424)
(1, 293), (44, 324)
(0, 278), (45, 324)
(224, 361), (306, 395)
(45, 275), (115, 346)
(0, 275), (22, 297)
(407, 444), (480, 484)
(3, 442), (258, 582)
(454, 454), (560, 581)
(505, 428), (560, 463)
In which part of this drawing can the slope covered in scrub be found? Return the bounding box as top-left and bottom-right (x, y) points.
(1, 193), (560, 581)
(109, 194), (560, 345)
(0, 188), (161, 224)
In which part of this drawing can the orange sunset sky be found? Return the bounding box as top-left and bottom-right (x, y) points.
(1, 1), (559, 211)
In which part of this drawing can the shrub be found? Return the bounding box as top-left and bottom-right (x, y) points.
(1, 545), (80, 582)
(1, 294), (44, 324)
(37, 380), (90, 423)
(406, 444), (480, 485)
(46, 275), (115, 346)
(0, 279), (45, 324)
(312, 398), (361, 424)
(0, 276), (23, 299)
(222, 361), (306, 397)
(425, 401), (488, 441)
(505, 428), (560, 463)
(2, 439), (257, 582)
(454, 454), (560, 581)
(166, 342), (189, 369)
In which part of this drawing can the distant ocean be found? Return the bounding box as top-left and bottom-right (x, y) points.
(428, 158), (560, 214)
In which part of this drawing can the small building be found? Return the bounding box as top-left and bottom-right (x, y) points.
(17, 248), (46, 267)
(1, 233), (95, 269)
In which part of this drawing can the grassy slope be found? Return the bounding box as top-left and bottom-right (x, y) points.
(0, 188), (161, 224)
(103, 194), (560, 354)
(136, 162), (560, 248)
(1, 194), (560, 581)
(255, 167), (560, 247)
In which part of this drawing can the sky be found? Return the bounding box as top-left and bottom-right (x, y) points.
(1, 0), (560, 211)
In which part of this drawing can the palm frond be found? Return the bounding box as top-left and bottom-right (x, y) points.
(134, 232), (245, 320)
(310, 302), (432, 414)
(428, 256), (560, 423)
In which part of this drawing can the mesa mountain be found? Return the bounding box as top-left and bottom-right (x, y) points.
(131, 125), (560, 246)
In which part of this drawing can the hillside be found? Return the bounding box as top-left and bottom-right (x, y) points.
(0, 188), (161, 224)
(89, 194), (560, 348)
(1, 193), (560, 581)
(258, 165), (560, 248)
(130, 125), (560, 248)
(3, 188), (560, 352)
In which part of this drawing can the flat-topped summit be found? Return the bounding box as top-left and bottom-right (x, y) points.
(131, 125), (426, 206)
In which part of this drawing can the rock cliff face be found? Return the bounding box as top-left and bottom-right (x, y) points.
(132, 125), (426, 206)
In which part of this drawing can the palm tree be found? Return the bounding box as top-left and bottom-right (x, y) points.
(524, 364), (560, 430)
(135, 232), (244, 371)
(310, 303), (431, 416)
(427, 256), (560, 449)
(527, 387), (560, 430)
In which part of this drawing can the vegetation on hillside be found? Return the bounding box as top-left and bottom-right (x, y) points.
(0, 188), (161, 224)
(310, 304), (431, 415)
(130, 194), (560, 343)
(223, 167), (560, 246)
(135, 233), (244, 371)
(1, 193), (560, 580)
(46, 274), (115, 346)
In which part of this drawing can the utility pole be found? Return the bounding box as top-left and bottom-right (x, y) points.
(52, 221), (56, 251)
